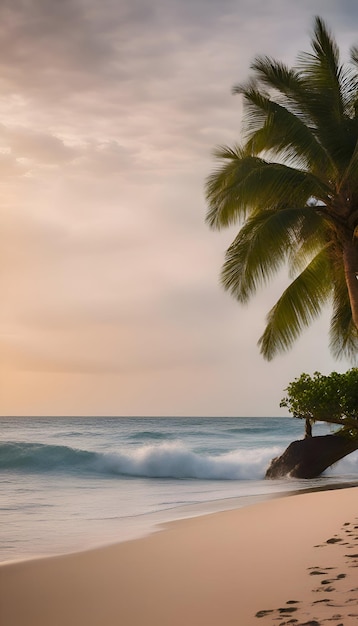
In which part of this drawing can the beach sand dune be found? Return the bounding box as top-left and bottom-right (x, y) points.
(1, 487), (358, 626)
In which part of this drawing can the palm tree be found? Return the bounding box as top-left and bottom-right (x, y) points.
(206, 16), (358, 362)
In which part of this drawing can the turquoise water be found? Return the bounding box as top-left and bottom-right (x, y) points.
(1, 416), (357, 563)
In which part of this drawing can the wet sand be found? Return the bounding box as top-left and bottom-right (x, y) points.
(1, 487), (358, 626)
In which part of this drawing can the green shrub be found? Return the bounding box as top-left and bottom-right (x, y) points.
(280, 369), (358, 436)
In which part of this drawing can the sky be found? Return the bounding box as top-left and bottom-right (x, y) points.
(1, 0), (358, 417)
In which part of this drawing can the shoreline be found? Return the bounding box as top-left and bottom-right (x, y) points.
(2, 478), (358, 566)
(2, 486), (358, 625)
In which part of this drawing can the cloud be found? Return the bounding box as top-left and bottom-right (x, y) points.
(0, 0), (114, 94)
(1, 1), (356, 415)
(0, 126), (76, 164)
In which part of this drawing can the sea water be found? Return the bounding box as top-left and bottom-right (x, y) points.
(1, 416), (358, 563)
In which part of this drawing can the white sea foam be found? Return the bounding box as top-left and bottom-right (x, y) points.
(100, 442), (282, 480)
(325, 450), (358, 476)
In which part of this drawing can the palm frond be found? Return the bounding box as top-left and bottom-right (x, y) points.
(288, 211), (330, 275)
(310, 14), (358, 115)
(351, 45), (358, 67)
(309, 19), (358, 170)
(206, 150), (330, 231)
(297, 17), (343, 117)
(205, 148), (267, 229)
(311, 16), (341, 83)
(226, 161), (329, 209)
(221, 208), (304, 302)
(236, 83), (332, 174)
(349, 50), (358, 117)
(249, 56), (302, 95)
(295, 17), (358, 169)
(244, 56), (309, 120)
(258, 248), (332, 360)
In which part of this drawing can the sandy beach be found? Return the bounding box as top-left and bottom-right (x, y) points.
(1, 487), (358, 626)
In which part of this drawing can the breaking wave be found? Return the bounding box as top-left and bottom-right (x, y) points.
(0, 441), (282, 480)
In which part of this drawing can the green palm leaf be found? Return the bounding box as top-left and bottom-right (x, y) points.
(206, 154), (330, 231)
(298, 16), (343, 114)
(258, 249), (332, 360)
(287, 210), (330, 275)
(236, 83), (331, 174)
(297, 18), (358, 166)
(221, 208), (303, 302)
(205, 148), (266, 228)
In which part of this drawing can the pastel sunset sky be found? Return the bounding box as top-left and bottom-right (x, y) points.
(1, 0), (357, 416)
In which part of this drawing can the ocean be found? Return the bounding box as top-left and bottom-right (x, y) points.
(1, 415), (358, 564)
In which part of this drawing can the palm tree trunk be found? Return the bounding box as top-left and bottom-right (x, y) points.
(343, 238), (358, 329)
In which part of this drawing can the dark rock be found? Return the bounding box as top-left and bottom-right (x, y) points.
(265, 434), (358, 479)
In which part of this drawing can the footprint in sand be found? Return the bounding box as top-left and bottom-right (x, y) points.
(255, 601), (301, 620)
(255, 609), (274, 618)
(320, 574), (346, 585)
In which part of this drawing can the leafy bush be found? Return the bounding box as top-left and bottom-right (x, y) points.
(280, 369), (358, 436)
